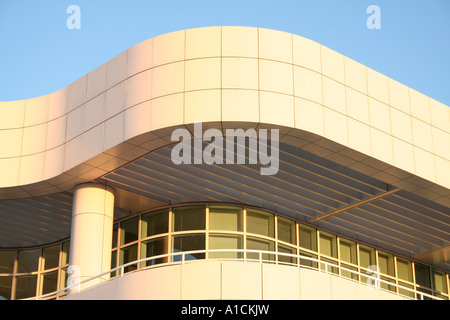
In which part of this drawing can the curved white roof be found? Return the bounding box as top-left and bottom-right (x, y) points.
(0, 27), (448, 269)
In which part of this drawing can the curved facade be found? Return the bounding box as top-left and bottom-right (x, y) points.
(0, 26), (449, 300)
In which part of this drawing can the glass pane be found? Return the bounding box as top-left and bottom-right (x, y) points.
(119, 244), (138, 273)
(42, 245), (60, 270)
(320, 257), (338, 274)
(417, 289), (433, 300)
(359, 246), (375, 283)
(0, 251), (15, 274)
(140, 237), (168, 267)
(41, 271), (58, 295)
(380, 276), (396, 293)
(378, 251), (394, 276)
(141, 209), (169, 238)
(433, 293), (448, 300)
(339, 239), (356, 264)
(415, 263), (431, 289)
(120, 217), (139, 245)
(398, 281), (415, 298)
(209, 206), (242, 232)
(277, 217), (295, 244)
(299, 225), (316, 251)
(112, 224), (118, 248)
(173, 206), (206, 232)
(111, 250), (117, 269)
(0, 276), (12, 300)
(432, 269), (447, 293)
(61, 241), (70, 266)
(319, 232), (337, 258)
(396, 258), (412, 282)
(209, 234), (243, 259)
(299, 250), (318, 269)
(359, 246), (375, 269)
(110, 251), (117, 277)
(172, 234), (205, 261)
(277, 244), (296, 265)
(246, 209), (274, 237)
(17, 249), (40, 273)
(341, 264), (358, 280)
(246, 237), (275, 261)
(59, 267), (68, 291)
(15, 275), (37, 299)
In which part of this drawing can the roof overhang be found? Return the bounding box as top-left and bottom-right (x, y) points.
(0, 27), (448, 270)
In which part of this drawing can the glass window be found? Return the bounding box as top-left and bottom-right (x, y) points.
(378, 251), (394, 277)
(398, 281), (415, 298)
(112, 224), (118, 248)
(359, 245), (375, 269)
(172, 234), (205, 261)
(432, 269), (448, 294)
(141, 209), (169, 238)
(120, 217), (139, 245)
(396, 258), (412, 282)
(320, 257), (339, 275)
(111, 250), (117, 269)
(119, 244), (138, 273)
(339, 239), (357, 280)
(15, 275), (37, 299)
(359, 245), (375, 284)
(42, 245), (60, 270)
(209, 206), (242, 232)
(17, 249), (40, 273)
(61, 241), (70, 266)
(298, 225), (317, 251)
(140, 237), (168, 267)
(41, 271), (58, 296)
(0, 276), (12, 300)
(111, 251), (117, 276)
(246, 209), (274, 237)
(173, 206), (205, 232)
(209, 234), (243, 259)
(339, 239), (357, 264)
(0, 251), (15, 274)
(415, 263), (432, 299)
(299, 250), (318, 269)
(415, 263), (431, 289)
(377, 251), (395, 292)
(277, 217), (295, 244)
(319, 232), (337, 258)
(278, 244), (296, 265)
(246, 237), (275, 261)
(59, 267), (68, 292)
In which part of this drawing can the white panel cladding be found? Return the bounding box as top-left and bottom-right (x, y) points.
(62, 261), (408, 300)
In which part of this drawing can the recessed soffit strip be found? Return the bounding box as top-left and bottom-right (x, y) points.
(308, 188), (402, 223)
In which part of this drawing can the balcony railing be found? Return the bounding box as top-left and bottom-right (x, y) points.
(26, 249), (443, 300)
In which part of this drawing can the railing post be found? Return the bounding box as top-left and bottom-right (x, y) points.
(259, 251), (262, 263)
(182, 253), (185, 265)
(120, 266), (124, 277)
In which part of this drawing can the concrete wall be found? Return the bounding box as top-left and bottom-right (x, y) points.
(62, 261), (410, 300)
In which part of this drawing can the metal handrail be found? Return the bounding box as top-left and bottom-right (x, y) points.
(26, 249), (443, 300)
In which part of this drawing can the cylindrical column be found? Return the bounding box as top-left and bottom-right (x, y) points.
(68, 183), (115, 293)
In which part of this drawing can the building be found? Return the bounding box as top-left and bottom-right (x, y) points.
(0, 26), (449, 300)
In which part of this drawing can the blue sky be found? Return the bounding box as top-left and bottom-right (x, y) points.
(0, 0), (449, 106)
